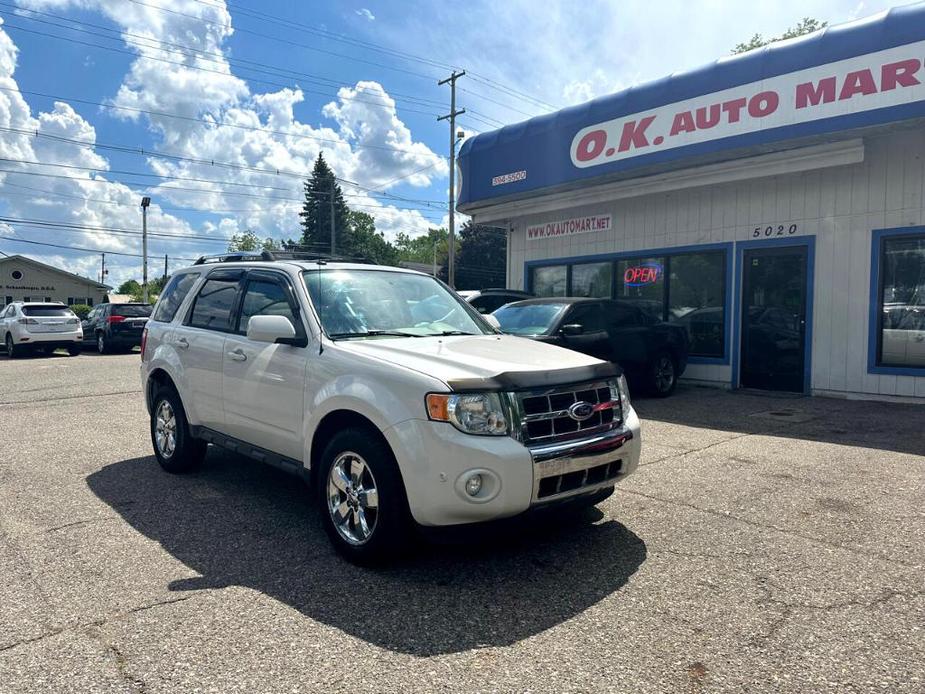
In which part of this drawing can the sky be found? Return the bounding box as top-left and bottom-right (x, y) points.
(0, 0), (917, 288)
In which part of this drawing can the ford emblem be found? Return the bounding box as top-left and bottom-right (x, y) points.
(567, 401), (595, 422)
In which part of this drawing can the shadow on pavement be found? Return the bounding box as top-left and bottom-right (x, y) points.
(87, 451), (647, 656)
(634, 384), (925, 457)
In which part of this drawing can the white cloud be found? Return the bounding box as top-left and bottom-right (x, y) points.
(356, 8), (375, 21)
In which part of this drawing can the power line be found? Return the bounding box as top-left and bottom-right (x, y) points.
(0, 235), (199, 261)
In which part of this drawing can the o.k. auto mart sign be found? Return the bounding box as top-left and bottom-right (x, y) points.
(526, 214), (612, 241)
(570, 41), (925, 168)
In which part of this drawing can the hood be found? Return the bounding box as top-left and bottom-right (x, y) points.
(338, 334), (616, 390)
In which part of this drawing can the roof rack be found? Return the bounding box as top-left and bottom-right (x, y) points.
(193, 250), (277, 265)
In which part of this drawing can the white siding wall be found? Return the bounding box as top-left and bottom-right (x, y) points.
(504, 130), (925, 398)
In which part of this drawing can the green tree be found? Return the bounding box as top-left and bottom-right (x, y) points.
(344, 211), (399, 265)
(394, 228), (448, 267)
(227, 229), (280, 252)
(451, 222), (506, 290)
(299, 153), (350, 254)
(117, 279), (141, 295)
(733, 17), (826, 53)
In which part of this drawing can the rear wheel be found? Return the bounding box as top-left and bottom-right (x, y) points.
(649, 352), (677, 397)
(317, 427), (410, 565)
(67, 345), (81, 356)
(97, 332), (109, 354)
(150, 387), (206, 473)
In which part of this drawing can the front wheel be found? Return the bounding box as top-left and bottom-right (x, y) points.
(317, 428), (410, 565)
(150, 387), (207, 473)
(5, 333), (19, 359)
(649, 352), (678, 397)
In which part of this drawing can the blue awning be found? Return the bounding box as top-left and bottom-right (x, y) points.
(458, 3), (925, 211)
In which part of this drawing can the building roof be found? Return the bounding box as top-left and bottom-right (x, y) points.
(458, 3), (925, 212)
(0, 255), (112, 290)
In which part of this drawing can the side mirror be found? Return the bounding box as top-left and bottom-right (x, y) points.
(560, 323), (583, 337)
(483, 314), (501, 330)
(247, 315), (297, 344)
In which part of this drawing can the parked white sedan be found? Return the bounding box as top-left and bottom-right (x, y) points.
(0, 302), (83, 358)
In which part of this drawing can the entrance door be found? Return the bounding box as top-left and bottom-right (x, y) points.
(740, 246), (808, 392)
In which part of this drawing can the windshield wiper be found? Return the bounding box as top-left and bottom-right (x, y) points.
(426, 330), (480, 336)
(328, 330), (425, 339)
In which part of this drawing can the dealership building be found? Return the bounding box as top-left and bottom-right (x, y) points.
(458, 4), (925, 400)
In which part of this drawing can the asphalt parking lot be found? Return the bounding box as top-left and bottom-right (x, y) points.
(1, 352), (923, 693)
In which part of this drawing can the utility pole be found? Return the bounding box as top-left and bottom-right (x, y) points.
(100, 252), (106, 284)
(163, 254), (168, 282)
(438, 70), (465, 288)
(140, 196), (151, 303)
(329, 179), (336, 256)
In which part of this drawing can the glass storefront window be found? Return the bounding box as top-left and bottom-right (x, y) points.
(571, 262), (612, 297)
(668, 252), (725, 358)
(879, 235), (925, 367)
(616, 257), (665, 321)
(531, 265), (567, 297)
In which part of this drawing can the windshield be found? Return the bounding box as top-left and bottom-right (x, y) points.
(303, 269), (492, 338)
(493, 303), (567, 335)
(111, 305), (152, 317)
(22, 305), (73, 317)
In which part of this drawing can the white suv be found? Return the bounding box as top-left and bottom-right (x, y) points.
(1, 302), (83, 357)
(140, 254), (641, 563)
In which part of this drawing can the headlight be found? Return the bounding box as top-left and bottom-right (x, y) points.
(426, 392), (508, 436)
(609, 375), (631, 410)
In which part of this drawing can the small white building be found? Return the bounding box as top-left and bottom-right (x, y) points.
(0, 255), (110, 307)
(458, 5), (925, 400)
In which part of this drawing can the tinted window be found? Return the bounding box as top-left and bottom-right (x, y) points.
(22, 305), (72, 317)
(111, 305), (152, 318)
(879, 234), (925, 367)
(493, 303), (567, 335)
(668, 252), (725, 357)
(238, 279), (297, 334)
(564, 304), (605, 332)
(531, 266), (567, 297)
(571, 262), (612, 298)
(606, 302), (640, 328)
(152, 273), (199, 323)
(188, 277), (240, 331)
(470, 295), (515, 314)
(616, 257), (665, 317)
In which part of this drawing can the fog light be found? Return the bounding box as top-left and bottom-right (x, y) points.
(465, 474), (483, 497)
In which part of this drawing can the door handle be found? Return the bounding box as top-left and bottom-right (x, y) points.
(175, 336), (189, 349)
(227, 348), (247, 362)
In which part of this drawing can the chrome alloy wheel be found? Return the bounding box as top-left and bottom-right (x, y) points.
(655, 356), (675, 393)
(327, 451), (379, 546)
(154, 399), (177, 458)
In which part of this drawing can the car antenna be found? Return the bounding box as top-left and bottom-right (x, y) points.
(316, 258), (327, 354)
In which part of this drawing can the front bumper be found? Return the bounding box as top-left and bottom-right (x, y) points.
(383, 406), (641, 528)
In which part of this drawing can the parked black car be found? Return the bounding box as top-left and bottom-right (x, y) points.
(81, 303), (152, 353)
(492, 297), (689, 396)
(457, 288), (533, 314)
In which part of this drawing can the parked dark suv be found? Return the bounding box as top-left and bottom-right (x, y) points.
(493, 297), (690, 396)
(82, 303), (152, 353)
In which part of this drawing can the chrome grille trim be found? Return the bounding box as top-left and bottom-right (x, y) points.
(510, 379), (622, 446)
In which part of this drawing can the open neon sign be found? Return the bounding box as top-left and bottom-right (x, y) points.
(623, 262), (663, 287)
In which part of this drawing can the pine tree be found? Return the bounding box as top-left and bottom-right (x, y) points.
(299, 153), (350, 254)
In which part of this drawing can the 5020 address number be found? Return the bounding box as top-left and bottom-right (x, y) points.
(752, 223), (798, 238)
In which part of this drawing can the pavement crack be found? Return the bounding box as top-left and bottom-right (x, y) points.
(639, 432), (753, 467)
(46, 518), (115, 533)
(0, 390), (139, 406)
(85, 625), (149, 694)
(616, 487), (919, 569)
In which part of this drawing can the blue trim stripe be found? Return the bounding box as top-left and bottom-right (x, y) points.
(867, 226), (925, 376)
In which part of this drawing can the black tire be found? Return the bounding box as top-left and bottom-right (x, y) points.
(316, 427), (411, 565)
(67, 345), (82, 356)
(150, 386), (207, 473)
(5, 333), (19, 359)
(96, 332), (110, 354)
(648, 352), (678, 397)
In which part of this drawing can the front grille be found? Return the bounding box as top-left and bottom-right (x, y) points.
(516, 381), (621, 445)
(536, 460), (623, 499)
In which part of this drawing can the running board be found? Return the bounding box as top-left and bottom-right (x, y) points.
(190, 426), (307, 478)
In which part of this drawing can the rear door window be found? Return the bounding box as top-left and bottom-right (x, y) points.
(188, 274), (242, 332)
(152, 273), (199, 323)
